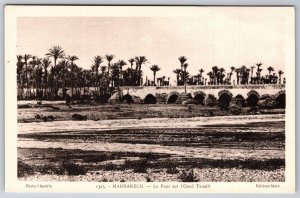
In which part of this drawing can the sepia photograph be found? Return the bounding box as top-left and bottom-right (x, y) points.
(5, 5), (295, 193)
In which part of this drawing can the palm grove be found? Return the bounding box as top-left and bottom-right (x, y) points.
(17, 45), (285, 101)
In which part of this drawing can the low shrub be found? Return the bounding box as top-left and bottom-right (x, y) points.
(18, 159), (34, 177)
(35, 114), (42, 119)
(102, 178), (108, 182)
(37, 163), (65, 175)
(124, 159), (148, 173)
(18, 104), (32, 109)
(145, 176), (152, 182)
(71, 113), (88, 120)
(103, 162), (118, 171)
(62, 161), (87, 175)
(178, 169), (199, 182)
(166, 166), (179, 174)
(230, 105), (242, 115)
(42, 115), (56, 122)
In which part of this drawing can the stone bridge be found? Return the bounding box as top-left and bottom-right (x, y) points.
(109, 84), (285, 107)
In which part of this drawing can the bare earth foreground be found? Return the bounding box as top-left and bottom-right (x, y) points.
(17, 103), (285, 182)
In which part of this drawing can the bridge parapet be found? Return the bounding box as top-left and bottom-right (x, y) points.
(121, 84), (285, 91)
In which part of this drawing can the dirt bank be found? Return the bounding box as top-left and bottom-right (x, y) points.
(17, 103), (285, 123)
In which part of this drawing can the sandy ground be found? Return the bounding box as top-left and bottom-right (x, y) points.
(18, 100), (65, 105)
(17, 103), (286, 182)
(18, 114), (285, 134)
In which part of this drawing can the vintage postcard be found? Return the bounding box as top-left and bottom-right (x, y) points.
(5, 6), (295, 193)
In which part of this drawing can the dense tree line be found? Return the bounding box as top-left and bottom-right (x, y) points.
(17, 46), (285, 100)
(17, 46), (151, 100)
(173, 56), (285, 86)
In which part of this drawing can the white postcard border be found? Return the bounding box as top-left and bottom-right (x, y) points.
(4, 5), (296, 193)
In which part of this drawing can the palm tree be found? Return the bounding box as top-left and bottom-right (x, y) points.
(134, 56), (148, 86)
(278, 70), (284, 84)
(162, 76), (166, 86)
(68, 55), (79, 65)
(183, 63), (188, 93)
(239, 65), (248, 84)
(72, 66), (83, 94)
(67, 55), (79, 95)
(93, 55), (103, 88)
(16, 55), (23, 89)
(45, 46), (65, 67)
(267, 66), (274, 76)
(29, 56), (42, 96)
(178, 56), (187, 84)
(34, 58), (43, 99)
(101, 66), (107, 75)
(250, 66), (255, 78)
(230, 66), (235, 73)
(128, 58), (135, 69)
(178, 56), (187, 70)
(150, 65), (161, 86)
(246, 68), (251, 84)
(207, 71), (213, 85)
(256, 62), (263, 78)
(117, 60), (127, 87)
(173, 69), (182, 86)
(93, 56), (103, 75)
(118, 60), (127, 70)
(23, 54), (32, 97)
(199, 69), (204, 84)
(235, 68), (241, 85)
(212, 66), (219, 85)
(56, 59), (69, 92)
(105, 54), (115, 75)
(257, 68), (263, 84)
(219, 68), (225, 84)
(249, 66), (255, 84)
(99, 66), (107, 95)
(42, 58), (52, 98)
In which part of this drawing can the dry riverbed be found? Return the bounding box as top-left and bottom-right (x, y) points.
(17, 102), (285, 182)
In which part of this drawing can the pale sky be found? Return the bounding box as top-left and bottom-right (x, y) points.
(17, 7), (292, 84)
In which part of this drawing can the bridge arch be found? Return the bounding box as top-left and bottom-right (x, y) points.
(167, 91), (179, 104)
(234, 94), (246, 107)
(218, 90), (233, 97)
(193, 91), (206, 105)
(218, 90), (233, 109)
(247, 90), (260, 107)
(274, 90), (285, 99)
(274, 90), (285, 108)
(235, 94), (245, 100)
(247, 90), (260, 98)
(205, 94), (218, 107)
(144, 94), (157, 104)
(120, 94), (134, 104)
